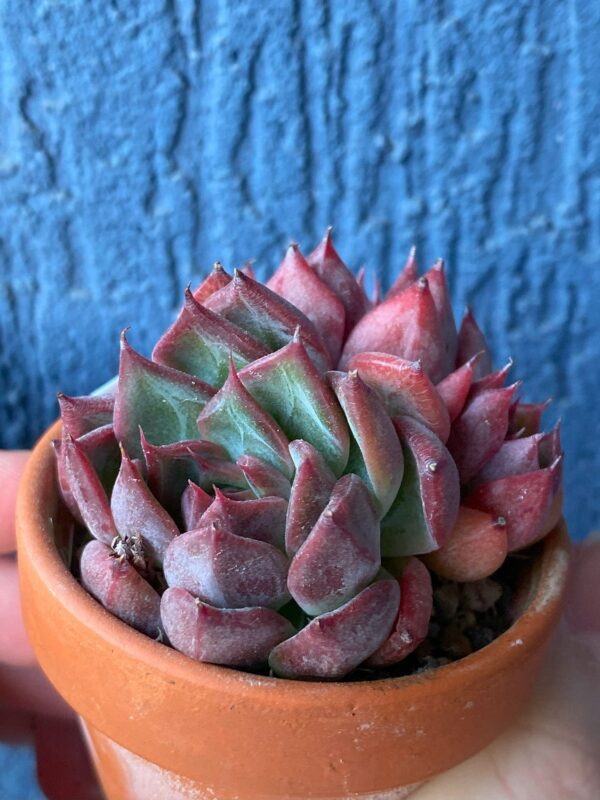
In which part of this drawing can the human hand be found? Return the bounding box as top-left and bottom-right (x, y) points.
(413, 536), (600, 799)
(0, 450), (101, 799)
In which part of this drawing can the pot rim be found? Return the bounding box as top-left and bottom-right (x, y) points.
(17, 420), (571, 709)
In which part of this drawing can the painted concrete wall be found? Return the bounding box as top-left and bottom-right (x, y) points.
(1, 0), (599, 539)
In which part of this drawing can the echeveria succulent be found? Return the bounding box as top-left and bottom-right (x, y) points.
(55, 231), (563, 680)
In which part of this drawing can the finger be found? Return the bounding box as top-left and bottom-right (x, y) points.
(412, 536), (600, 799)
(0, 450), (30, 554)
(0, 663), (73, 719)
(0, 556), (36, 665)
(34, 717), (103, 800)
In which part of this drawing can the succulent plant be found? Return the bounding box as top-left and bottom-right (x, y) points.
(54, 230), (563, 680)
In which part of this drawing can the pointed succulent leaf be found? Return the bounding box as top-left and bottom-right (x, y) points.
(447, 384), (519, 484)
(152, 288), (268, 387)
(366, 558), (432, 667)
(57, 434), (118, 544)
(236, 455), (292, 500)
(473, 434), (542, 486)
(422, 506), (508, 582)
(307, 227), (369, 336)
(328, 370), (403, 516)
(163, 524), (290, 609)
(192, 261), (232, 304)
(468, 359), (513, 399)
(111, 450), (179, 567)
(238, 338), (349, 476)
(80, 540), (161, 638)
(161, 588), (294, 668)
(381, 417), (460, 556)
(58, 393), (115, 438)
(113, 332), (215, 459)
(341, 278), (447, 382)
(181, 481), (213, 531)
(539, 422), (562, 468)
(285, 440), (337, 558)
(348, 352), (450, 442)
(238, 259), (256, 278)
(436, 353), (481, 422)
(205, 270), (331, 372)
(509, 399), (551, 437)
(75, 424), (120, 494)
(269, 579), (400, 679)
(197, 360), (294, 479)
(456, 308), (492, 379)
(267, 244), (346, 364)
(465, 459), (562, 551)
(287, 474), (380, 616)
(140, 430), (227, 519)
(199, 488), (287, 550)
(386, 246), (418, 299)
(424, 259), (457, 376)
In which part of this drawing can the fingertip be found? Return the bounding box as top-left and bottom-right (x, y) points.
(0, 450), (31, 553)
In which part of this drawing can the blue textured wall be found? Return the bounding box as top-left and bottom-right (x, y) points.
(1, 0), (599, 541)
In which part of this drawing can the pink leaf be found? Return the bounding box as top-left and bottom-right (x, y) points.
(348, 352), (450, 442)
(192, 261), (232, 304)
(267, 243), (346, 364)
(161, 588), (294, 667)
(328, 370), (404, 516)
(424, 259), (457, 376)
(456, 307), (492, 379)
(381, 417), (460, 556)
(465, 459), (563, 550)
(164, 524), (290, 609)
(285, 440), (337, 558)
(181, 481), (213, 531)
(80, 540), (161, 638)
(201, 487), (287, 550)
(422, 506), (508, 582)
(385, 245), (418, 299)
(205, 269), (331, 372)
(287, 474), (380, 616)
(55, 434), (118, 545)
(436, 353), (481, 422)
(366, 558), (433, 666)
(269, 579), (400, 679)
(446, 384), (519, 484)
(473, 434), (542, 486)
(113, 332), (214, 459)
(111, 450), (179, 567)
(236, 454), (292, 500)
(307, 227), (369, 336)
(57, 393), (114, 438)
(340, 278), (447, 383)
(152, 288), (267, 386)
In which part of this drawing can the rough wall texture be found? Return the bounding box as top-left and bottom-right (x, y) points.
(0, 0), (599, 538)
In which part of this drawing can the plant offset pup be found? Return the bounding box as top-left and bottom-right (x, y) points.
(55, 231), (563, 680)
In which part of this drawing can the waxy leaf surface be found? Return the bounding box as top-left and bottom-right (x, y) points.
(161, 588), (294, 667)
(164, 525), (290, 609)
(114, 333), (214, 459)
(456, 308), (492, 379)
(269, 579), (400, 679)
(239, 339), (349, 476)
(381, 416), (460, 556)
(111, 451), (179, 567)
(285, 440), (336, 558)
(80, 540), (162, 638)
(328, 370), (403, 516)
(287, 474), (380, 616)
(152, 289), (267, 387)
(349, 352), (450, 442)
(58, 393), (115, 438)
(201, 488), (287, 550)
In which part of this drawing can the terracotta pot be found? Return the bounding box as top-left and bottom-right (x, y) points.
(17, 421), (571, 800)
